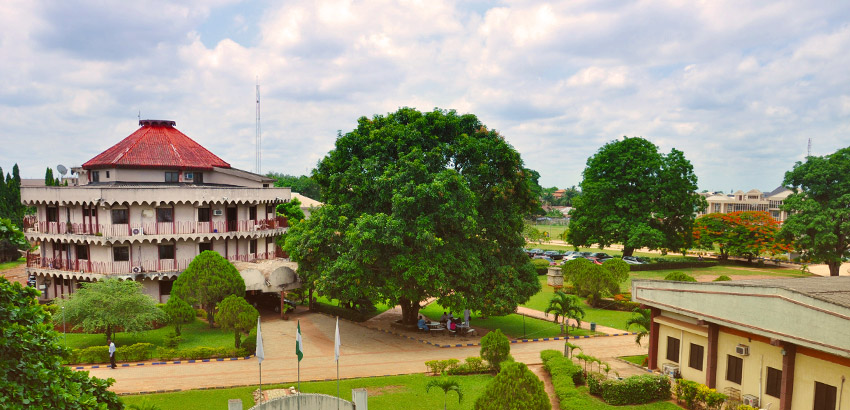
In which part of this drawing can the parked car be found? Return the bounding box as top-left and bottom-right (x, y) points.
(533, 255), (557, 266)
(622, 256), (647, 265)
(590, 252), (613, 261)
(529, 248), (544, 256)
(544, 250), (564, 260)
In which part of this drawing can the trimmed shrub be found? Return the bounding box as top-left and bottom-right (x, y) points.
(586, 372), (604, 396)
(446, 357), (489, 375)
(164, 331), (183, 348)
(72, 346), (110, 364)
(473, 361), (551, 410)
(540, 350), (583, 386)
(664, 271), (697, 282)
(116, 343), (155, 362)
(480, 329), (511, 372)
(713, 275), (732, 281)
(600, 374), (671, 405)
(242, 328), (257, 356)
(425, 359), (460, 375)
(675, 379), (727, 410)
(531, 258), (551, 275)
(540, 350), (586, 407)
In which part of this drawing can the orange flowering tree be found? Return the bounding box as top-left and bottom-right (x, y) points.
(693, 211), (791, 262)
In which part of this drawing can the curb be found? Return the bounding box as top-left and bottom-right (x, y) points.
(362, 324), (639, 348)
(72, 355), (255, 370)
(119, 372), (417, 396)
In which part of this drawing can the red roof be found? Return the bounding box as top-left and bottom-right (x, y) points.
(83, 120), (231, 170)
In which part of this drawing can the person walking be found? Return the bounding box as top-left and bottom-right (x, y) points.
(108, 339), (116, 369)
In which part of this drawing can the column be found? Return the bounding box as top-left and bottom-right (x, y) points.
(648, 307), (661, 370)
(780, 343), (796, 410)
(706, 322), (719, 388)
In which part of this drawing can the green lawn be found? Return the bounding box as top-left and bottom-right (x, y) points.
(121, 373), (494, 410)
(523, 276), (633, 331)
(64, 320), (234, 351)
(620, 354), (648, 366)
(419, 301), (599, 339)
(313, 295), (392, 318)
(0, 257), (25, 271)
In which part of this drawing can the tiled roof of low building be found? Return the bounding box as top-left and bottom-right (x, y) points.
(82, 120), (230, 171)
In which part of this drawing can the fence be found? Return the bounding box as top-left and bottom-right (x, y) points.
(25, 217), (288, 236)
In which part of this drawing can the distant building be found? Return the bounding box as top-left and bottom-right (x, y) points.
(21, 120), (299, 305)
(291, 192), (323, 219)
(633, 277), (850, 410)
(699, 187), (792, 222)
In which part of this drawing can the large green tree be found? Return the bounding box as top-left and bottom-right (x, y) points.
(0, 218), (29, 263)
(0, 277), (122, 409)
(56, 278), (164, 342)
(781, 146), (850, 276)
(567, 137), (705, 256)
(563, 257), (630, 306)
(285, 107), (541, 324)
(172, 250), (246, 327)
(693, 211), (789, 262)
(214, 295), (259, 349)
(266, 173), (322, 201)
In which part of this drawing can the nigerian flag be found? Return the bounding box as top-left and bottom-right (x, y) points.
(295, 320), (304, 361)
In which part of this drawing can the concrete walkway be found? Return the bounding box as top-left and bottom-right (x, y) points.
(86, 310), (648, 395)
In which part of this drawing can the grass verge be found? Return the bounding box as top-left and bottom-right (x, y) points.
(120, 373), (494, 410)
(64, 320), (234, 351)
(0, 257), (25, 271)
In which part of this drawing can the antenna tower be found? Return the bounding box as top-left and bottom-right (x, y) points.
(807, 138), (812, 157)
(255, 79), (261, 174)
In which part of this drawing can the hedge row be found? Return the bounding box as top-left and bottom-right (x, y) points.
(629, 261), (718, 271)
(425, 357), (490, 375)
(594, 374), (671, 405)
(674, 379), (727, 410)
(67, 343), (248, 364)
(540, 349), (589, 408)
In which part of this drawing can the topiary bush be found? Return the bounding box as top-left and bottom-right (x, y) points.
(241, 328), (257, 356)
(713, 275), (732, 281)
(473, 361), (551, 410)
(531, 258), (551, 275)
(540, 350), (585, 407)
(664, 271), (697, 282)
(599, 374), (671, 405)
(480, 329), (511, 372)
(116, 343), (155, 362)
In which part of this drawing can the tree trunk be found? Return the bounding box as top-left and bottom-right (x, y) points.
(828, 261), (841, 276)
(234, 332), (241, 349)
(622, 246), (635, 257)
(399, 297), (420, 325)
(206, 304), (215, 328)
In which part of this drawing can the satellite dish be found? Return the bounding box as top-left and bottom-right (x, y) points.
(57, 165), (68, 176)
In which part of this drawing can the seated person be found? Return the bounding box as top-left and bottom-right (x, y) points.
(440, 312), (449, 325)
(417, 315), (428, 331)
(449, 319), (457, 331)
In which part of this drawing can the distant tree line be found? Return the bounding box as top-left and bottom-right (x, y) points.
(0, 163), (26, 227)
(265, 172), (322, 201)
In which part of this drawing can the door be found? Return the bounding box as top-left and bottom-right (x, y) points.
(227, 207), (237, 232)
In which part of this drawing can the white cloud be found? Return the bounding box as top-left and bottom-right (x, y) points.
(1, 0), (849, 192)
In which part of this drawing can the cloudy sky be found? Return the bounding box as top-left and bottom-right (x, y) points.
(1, 0), (849, 192)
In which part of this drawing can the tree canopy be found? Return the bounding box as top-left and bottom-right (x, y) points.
(266, 173), (322, 201)
(0, 218), (29, 263)
(172, 250), (246, 327)
(567, 137), (705, 256)
(563, 257), (629, 306)
(780, 146), (850, 276)
(55, 278), (164, 341)
(162, 296), (195, 336)
(0, 277), (122, 409)
(276, 197), (305, 223)
(693, 211), (789, 262)
(214, 295), (259, 349)
(0, 164), (26, 227)
(285, 107), (541, 323)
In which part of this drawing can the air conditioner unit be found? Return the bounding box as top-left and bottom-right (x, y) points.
(742, 394), (759, 408)
(661, 363), (679, 377)
(213, 209), (223, 216)
(736, 344), (750, 356)
(132, 228), (144, 235)
(132, 266), (141, 273)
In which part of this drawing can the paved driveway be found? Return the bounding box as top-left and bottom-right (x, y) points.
(86, 311), (648, 394)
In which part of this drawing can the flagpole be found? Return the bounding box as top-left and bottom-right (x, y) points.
(259, 362), (262, 403)
(335, 316), (340, 409)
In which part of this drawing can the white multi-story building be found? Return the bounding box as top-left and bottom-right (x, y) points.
(699, 187), (792, 222)
(21, 120), (299, 305)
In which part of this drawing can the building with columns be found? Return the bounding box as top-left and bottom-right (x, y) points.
(21, 119), (300, 306)
(698, 187), (793, 222)
(633, 277), (850, 410)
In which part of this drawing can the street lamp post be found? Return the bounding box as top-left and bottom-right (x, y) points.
(62, 305), (66, 346)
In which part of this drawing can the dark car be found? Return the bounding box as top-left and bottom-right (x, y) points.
(544, 250), (564, 260)
(590, 252), (613, 261)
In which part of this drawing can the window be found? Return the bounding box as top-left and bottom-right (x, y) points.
(765, 367), (781, 398)
(75, 244), (89, 260)
(250, 206), (257, 221)
(266, 205), (274, 215)
(159, 244), (175, 260)
(111, 209), (128, 224)
(666, 337), (680, 363)
(250, 239), (257, 254)
(92, 171), (100, 182)
(47, 206), (59, 222)
(814, 381), (837, 410)
(82, 207), (97, 217)
(198, 207), (210, 222)
(726, 355), (743, 384)
(156, 208), (173, 223)
(165, 172), (179, 183)
(159, 280), (173, 296)
(199, 243), (212, 253)
(688, 343), (704, 371)
(106, 171), (110, 178)
(113, 246), (129, 262)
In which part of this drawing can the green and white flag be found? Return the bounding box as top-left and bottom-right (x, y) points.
(295, 320), (304, 361)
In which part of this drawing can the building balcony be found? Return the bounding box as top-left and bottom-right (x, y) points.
(24, 216), (288, 237)
(26, 248), (286, 276)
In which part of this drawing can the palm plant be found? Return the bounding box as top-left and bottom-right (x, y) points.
(626, 307), (651, 346)
(426, 377), (463, 410)
(127, 400), (162, 410)
(544, 291), (586, 336)
(564, 341), (582, 358)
